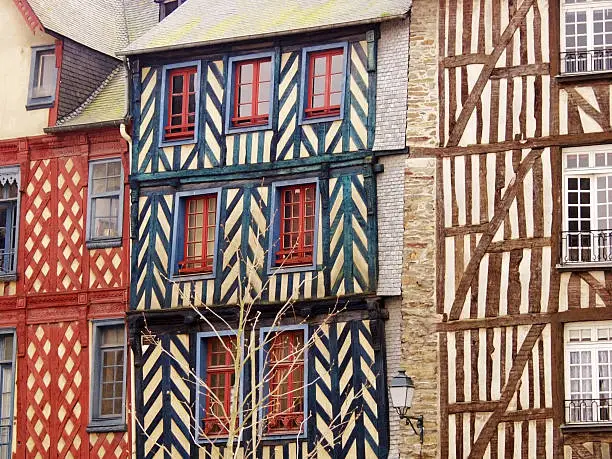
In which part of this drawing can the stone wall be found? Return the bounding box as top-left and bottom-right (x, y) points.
(398, 0), (440, 457)
(373, 18), (410, 151)
(406, 0), (439, 147)
(401, 157), (438, 459)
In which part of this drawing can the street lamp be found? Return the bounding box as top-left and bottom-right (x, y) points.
(390, 370), (424, 444)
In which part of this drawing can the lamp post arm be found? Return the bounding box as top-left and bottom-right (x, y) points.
(405, 415), (424, 444)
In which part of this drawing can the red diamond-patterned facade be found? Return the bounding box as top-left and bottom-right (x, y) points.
(0, 128), (132, 458)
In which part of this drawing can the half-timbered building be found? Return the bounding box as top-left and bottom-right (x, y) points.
(402, 0), (612, 457)
(0, 0), (156, 456)
(121, 0), (411, 457)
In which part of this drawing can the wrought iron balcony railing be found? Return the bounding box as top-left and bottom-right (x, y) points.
(560, 230), (612, 265)
(566, 398), (612, 423)
(561, 49), (612, 74)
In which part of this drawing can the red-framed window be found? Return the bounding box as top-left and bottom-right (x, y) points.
(232, 58), (272, 127)
(276, 184), (316, 266)
(266, 330), (305, 434)
(203, 336), (236, 437)
(305, 48), (344, 119)
(178, 195), (216, 274)
(165, 66), (196, 140)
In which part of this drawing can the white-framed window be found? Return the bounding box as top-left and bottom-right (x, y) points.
(562, 146), (612, 264)
(561, 0), (612, 73)
(89, 321), (126, 430)
(565, 321), (612, 423)
(87, 159), (123, 247)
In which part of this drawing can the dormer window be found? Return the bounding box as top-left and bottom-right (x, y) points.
(561, 0), (612, 74)
(27, 46), (57, 110)
(159, 0), (186, 20)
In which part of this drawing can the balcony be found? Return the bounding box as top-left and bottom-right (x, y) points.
(560, 230), (612, 267)
(561, 49), (612, 75)
(566, 398), (612, 425)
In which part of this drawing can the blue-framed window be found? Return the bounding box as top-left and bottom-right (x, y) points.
(158, 61), (201, 147)
(195, 331), (243, 442)
(267, 179), (320, 274)
(259, 325), (308, 438)
(170, 189), (221, 280)
(0, 168), (19, 279)
(26, 45), (57, 110)
(225, 52), (275, 134)
(0, 331), (15, 459)
(89, 321), (126, 431)
(86, 159), (123, 248)
(298, 42), (348, 125)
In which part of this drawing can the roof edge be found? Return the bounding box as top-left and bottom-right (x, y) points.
(12, 0), (43, 33)
(119, 12), (408, 57)
(44, 118), (124, 134)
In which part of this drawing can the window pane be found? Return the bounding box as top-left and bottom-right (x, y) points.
(331, 53), (343, 73)
(172, 75), (184, 93)
(240, 64), (253, 84)
(260, 60), (271, 81)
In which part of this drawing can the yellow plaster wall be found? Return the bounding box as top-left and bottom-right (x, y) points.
(0, 0), (55, 140)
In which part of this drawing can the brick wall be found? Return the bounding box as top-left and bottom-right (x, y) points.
(385, 296), (402, 458)
(377, 154), (407, 296)
(373, 18), (410, 151)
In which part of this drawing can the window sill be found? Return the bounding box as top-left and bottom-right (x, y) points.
(556, 262), (612, 272)
(159, 136), (196, 148)
(556, 70), (612, 84)
(226, 123), (272, 135)
(86, 238), (122, 250)
(268, 263), (320, 275)
(299, 113), (343, 126)
(561, 422), (612, 434)
(0, 274), (17, 283)
(170, 271), (216, 282)
(26, 99), (54, 111)
(86, 422), (127, 433)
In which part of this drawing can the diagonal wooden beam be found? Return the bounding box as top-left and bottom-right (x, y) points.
(566, 87), (611, 131)
(578, 271), (612, 305)
(467, 324), (546, 459)
(446, 0), (536, 147)
(448, 148), (543, 321)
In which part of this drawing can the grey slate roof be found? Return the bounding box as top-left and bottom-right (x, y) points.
(55, 66), (127, 128)
(122, 0), (410, 55)
(27, 0), (158, 57)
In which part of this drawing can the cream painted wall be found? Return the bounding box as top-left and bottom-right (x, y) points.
(0, 0), (55, 140)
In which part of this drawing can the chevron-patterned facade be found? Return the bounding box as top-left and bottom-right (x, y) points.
(135, 320), (387, 458)
(128, 22), (397, 459)
(130, 169), (374, 311)
(132, 39), (373, 176)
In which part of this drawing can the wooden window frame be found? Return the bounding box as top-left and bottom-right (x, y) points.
(275, 183), (316, 267)
(225, 52), (275, 134)
(171, 189), (220, 280)
(0, 169), (20, 279)
(195, 331), (242, 443)
(231, 58), (272, 128)
(305, 48), (344, 119)
(178, 194), (217, 275)
(89, 320), (126, 432)
(259, 325), (308, 439)
(265, 330), (305, 434)
(202, 336), (235, 437)
(87, 159), (123, 248)
(164, 66), (197, 140)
